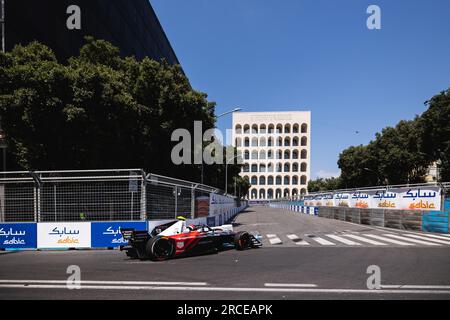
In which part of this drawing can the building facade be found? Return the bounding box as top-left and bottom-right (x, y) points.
(3, 0), (180, 64)
(232, 111), (311, 200)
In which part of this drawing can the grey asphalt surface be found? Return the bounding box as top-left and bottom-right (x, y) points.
(1, 206), (450, 300)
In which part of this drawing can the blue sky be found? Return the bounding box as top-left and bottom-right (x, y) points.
(151, 0), (450, 179)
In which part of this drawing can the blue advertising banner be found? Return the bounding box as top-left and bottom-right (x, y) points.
(0, 223), (37, 249)
(91, 221), (147, 248)
(206, 217), (216, 227)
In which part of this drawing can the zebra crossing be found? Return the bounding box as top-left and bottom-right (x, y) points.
(262, 231), (450, 247)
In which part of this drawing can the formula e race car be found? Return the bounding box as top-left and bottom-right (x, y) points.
(120, 217), (262, 261)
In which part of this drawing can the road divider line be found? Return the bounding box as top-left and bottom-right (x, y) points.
(1, 284), (450, 294)
(383, 234), (441, 246)
(401, 234), (450, 245)
(342, 234), (387, 246)
(264, 283), (317, 288)
(364, 234), (415, 246)
(325, 234), (361, 246)
(0, 280), (209, 286)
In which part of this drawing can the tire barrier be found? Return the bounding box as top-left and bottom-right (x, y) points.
(0, 204), (248, 250)
(270, 201), (449, 234)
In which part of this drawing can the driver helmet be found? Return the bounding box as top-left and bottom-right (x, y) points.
(187, 224), (196, 231)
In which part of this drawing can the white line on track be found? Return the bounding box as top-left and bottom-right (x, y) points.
(1, 284), (450, 294)
(264, 283), (317, 288)
(382, 234), (441, 246)
(0, 280), (208, 286)
(364, 234), (415, 246)
(269, 237), (282, 245)
(266, 234), (277, 238)
(400, 234), (450, 245)
(309, 236), (335, 246)
(407, 233), (450, 241)
(325, 234), (361, 246)
(381, 285), (450, 289)
(342, 234), (387, 246)
(286, 234), (299, 240)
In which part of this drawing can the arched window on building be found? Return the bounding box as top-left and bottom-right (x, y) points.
(301, 137), (307, 147)
(284, 124), (291, 134)
(284, 176), (290, 185)
(259, 176), (266, 185)
(293, 124), (299, 133)
(301, 123), (308, 133)
(251, 176), (258, 185)
(301, 162), (307, 172)
(235, 125), (242, 134)
(301, 175), (307, 185)
(260, 124), (267, 134)
(259, 189), (266, 199)
(284, 163), (290, 172)
(268, 176), (274, 185)
(244, 124), (250, 134)
(276, 176), (282, 185)
(301, 149), (307, 159)
(251, 124), (258, 134)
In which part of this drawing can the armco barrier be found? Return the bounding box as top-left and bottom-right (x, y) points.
(0, 204), (248, 250)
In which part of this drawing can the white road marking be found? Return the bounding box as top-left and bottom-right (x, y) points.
(364, 234), (415, 246)
(0, 279), (208, 286)
(342, 234), (387, 246)
(309, 236), (335, 246)
(1, 284), (450, 294)
(407, 233), (450, 241)
(266, 234), (277, 238)
(401, 234), (450, 245)
(264, 283), (317, 288)
(269, 237), (282, 245)
(286, 234), (310, 245)
(381, 285), (450, 289)
(325, 234), (361, 246)
(383, 234), (441, 246)
(287, 234), (299, 240)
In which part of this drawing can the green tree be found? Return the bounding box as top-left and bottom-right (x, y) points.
(419, 89), (450, 181)
(0, 38), (243, 190)
(308, 177), (342, 192)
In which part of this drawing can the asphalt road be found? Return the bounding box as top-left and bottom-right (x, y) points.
(1, 206), (450, 300)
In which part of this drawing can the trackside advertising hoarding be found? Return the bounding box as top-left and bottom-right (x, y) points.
(91, 221), (147, 248)
(0, 223), (37, 249)
(304, 187), (442, 211)
(37, 222), (91, 249)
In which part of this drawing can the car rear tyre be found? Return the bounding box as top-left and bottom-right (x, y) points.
(234, 231), (252, 250)
(146, 237), (175, 261)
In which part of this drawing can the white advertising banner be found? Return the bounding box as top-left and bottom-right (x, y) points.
(209, 194), (235, 216)
(37, 222), (91, 248)
(306, 187), (441, 211)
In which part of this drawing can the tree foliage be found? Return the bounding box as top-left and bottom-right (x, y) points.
(337, 88), (450, 188)
(0, 38), (247, 194)
(308, 177), (342, 192)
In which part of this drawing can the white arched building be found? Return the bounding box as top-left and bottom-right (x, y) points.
(232, 111), (311, 200)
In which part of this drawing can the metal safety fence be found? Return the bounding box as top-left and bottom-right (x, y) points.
(0, 169), (222, 222)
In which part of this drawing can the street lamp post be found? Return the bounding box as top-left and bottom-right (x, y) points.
(200, 107), (242, 185)
(225, 154), (241, 195)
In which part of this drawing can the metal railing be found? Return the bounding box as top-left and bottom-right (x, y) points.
(0, 169), (226, 222)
